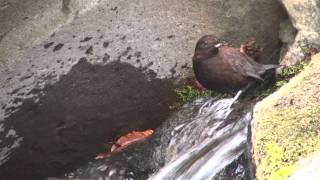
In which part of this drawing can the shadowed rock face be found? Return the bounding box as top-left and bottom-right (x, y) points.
(0, 59), (176, 180)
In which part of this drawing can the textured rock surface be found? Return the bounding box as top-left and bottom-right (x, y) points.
(252, 53), (320, 179)
(280, 0), (320, 65)
(289, 153), (320, 180)
(0, 0), (286, 179)
(0, 0), (100, 66)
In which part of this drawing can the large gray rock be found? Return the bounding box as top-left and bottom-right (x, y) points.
(0, 0), (99, 66)
(279, 0), (320, 65)
(289, 153), (320, 180)
(252, 54), (320, 179)
(0, 0), (287, 179)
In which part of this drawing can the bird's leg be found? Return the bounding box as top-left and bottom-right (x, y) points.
(227, 90), (242, 109)
(239, 81), (259, 99)
(229, 82), (255, 108)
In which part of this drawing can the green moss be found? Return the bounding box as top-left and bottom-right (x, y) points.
(278, 61), (307, 81)
(297, 40), (317, 55)
(256, 106), (320, 179)
(270, 164), (297, 180)
(174, 85), (213, 104)
(254, 54), (320, 179)
(261, 61), (307, 96)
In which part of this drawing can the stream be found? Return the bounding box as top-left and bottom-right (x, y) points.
(60, 96), (255, 180)
(150, 97), (253, 180)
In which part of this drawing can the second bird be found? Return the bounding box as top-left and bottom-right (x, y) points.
(192, 35), (278, 93)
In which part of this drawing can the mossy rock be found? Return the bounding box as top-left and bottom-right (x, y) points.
(252, 53), (320, 180)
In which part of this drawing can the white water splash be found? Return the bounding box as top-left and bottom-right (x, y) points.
(149, 97), (252, 180)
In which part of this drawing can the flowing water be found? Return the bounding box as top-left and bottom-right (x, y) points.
(149, 96), (253, 180)
(61, 96), (254, 180)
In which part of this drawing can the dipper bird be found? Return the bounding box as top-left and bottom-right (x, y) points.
(192, 35), (279, 93)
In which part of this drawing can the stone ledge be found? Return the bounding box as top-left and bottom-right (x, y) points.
(252, 53), (320, 179)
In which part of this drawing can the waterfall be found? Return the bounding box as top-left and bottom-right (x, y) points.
(149, 97), (252, 180)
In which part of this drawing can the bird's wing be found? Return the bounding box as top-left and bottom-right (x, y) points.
(241, 52), (280, 74)
(221, 47), (263, 81)
(246, 71), (264, 81)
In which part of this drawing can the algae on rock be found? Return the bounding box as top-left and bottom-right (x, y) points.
(252, 53), (320, 179)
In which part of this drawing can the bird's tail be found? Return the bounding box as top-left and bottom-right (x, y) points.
(258, 64), (281, 74)
(263, 64), (281, 70)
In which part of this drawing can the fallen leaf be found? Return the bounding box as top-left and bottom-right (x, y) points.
(95, 129), (154, 160)
(111, 129), (154, 152)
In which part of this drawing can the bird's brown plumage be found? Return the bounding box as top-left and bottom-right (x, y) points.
(192, 35), (278, 93)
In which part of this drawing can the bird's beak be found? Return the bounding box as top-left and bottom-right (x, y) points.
(214, 43), (222, 48)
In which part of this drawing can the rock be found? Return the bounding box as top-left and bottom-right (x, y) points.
(289, 153), (320, 180)
(47, 178), (92, 180)
(0, 0), (99, 66)
(0, 0), (287, 179)
(280, 30), (320, 65)
(62, 0), (100, 14)
(0, 60), (176, 180)
(252, 53), (320, 179)
(194, 0), (287, 64)
(279, 0), (320, 65)
(279, 19), (297, 63)
(279, 20), (297, 44)
(281, 0), (320, 32)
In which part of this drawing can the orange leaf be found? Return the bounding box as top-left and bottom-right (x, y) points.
(95, 129), (154, 160)
(111, 129), (154, 152)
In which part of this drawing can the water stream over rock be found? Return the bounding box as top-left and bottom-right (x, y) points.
(150, 97), (252, 180)
(59, 97), (255, 180)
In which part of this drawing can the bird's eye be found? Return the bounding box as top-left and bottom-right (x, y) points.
(201, 43), (207, 48)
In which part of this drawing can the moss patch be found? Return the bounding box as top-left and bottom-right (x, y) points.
(174, 85), (213, 104)
(260, 60), (307, 97)
(255, 106), (320, 179)
(278, 61), (307, 81)
(253, 53), (320, 180)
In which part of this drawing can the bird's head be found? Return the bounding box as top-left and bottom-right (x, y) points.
(193, 35), (221, 61)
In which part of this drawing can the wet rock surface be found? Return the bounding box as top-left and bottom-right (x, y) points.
(49, 100), (208, 180)
(214, 154), (251, 180)
(0, 59), (176, 180)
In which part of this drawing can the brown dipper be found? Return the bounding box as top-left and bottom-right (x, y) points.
(192, 35), (278, 93)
